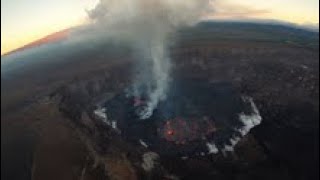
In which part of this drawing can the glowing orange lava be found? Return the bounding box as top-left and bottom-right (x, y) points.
(161, 117), (217, 144)
(167, 130), (174, 135)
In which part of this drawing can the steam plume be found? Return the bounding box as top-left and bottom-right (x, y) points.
(88, 0), (211, 119)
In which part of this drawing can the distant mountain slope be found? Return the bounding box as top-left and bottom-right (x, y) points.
(2, 21), (318, 57)
(176, 21), (319, 49)
(2, 28), (70, 57)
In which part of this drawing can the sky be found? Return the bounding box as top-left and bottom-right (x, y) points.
(1, 0), (319, 55)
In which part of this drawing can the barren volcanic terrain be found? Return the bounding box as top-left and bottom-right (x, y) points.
(1, 22), (319, 180)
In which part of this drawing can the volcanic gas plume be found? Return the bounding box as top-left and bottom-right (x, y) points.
(88, 0), (212, 119)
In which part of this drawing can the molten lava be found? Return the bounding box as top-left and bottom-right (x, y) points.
(167, 130), (174, 136)
(100, 80), (261, 156)
(160, 117), (217, 144)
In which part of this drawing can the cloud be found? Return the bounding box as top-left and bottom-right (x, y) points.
(204, 0), (270, 20)
(300, 23), (319, 32)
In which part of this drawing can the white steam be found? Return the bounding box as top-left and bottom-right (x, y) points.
(88, 0), (212, 119)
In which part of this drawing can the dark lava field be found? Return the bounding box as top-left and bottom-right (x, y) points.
(1, 22), (319, 180)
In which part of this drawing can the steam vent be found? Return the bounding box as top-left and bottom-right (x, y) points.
(94, 79), (262, 156)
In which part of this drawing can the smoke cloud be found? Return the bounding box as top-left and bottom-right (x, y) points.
(88, 0), (212, 119)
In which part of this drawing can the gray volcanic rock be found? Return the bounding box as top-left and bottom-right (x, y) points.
(1, 22), (319, 180)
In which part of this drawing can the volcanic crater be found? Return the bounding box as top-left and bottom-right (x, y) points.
(93, 79), (262, 156)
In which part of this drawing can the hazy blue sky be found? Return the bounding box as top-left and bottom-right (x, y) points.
(1, 0), (319, 54)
